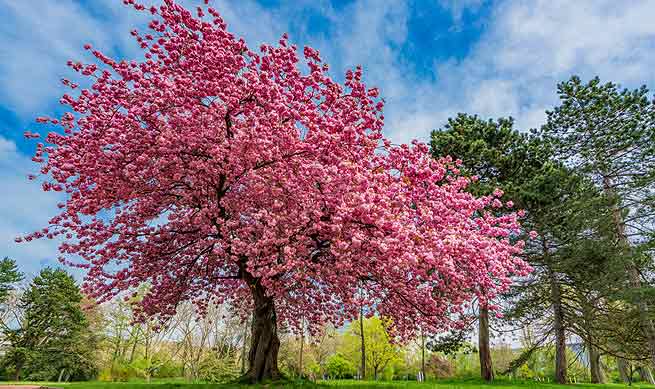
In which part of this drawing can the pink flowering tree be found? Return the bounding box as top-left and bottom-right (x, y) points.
(21, 0), (530, 382)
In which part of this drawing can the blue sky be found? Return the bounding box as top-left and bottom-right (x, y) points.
(1, 0), (655, 277)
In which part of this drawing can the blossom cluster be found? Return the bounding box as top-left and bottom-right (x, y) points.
(23, 0), (530, 338)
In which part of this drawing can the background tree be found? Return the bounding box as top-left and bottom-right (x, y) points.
(23, 1), (530, 383)
(1, 268), (97, 381)
(543, 76), (655, 366)
(0, 258), (22, 305)
(431, 114), (537, 382)
(343, 317), (401, 380)
(431, 113), (617, 384)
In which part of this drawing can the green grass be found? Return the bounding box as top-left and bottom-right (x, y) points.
(1, 378), (654, 389)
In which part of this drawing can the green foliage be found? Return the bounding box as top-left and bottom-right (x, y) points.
(1, 267), (98, 381)
(196, 352), (240, 383)
(325, 354), (355, 379)
(0, 257), (22, 303)
(341, 316), (401, 380)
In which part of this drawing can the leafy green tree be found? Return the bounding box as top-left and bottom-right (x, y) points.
(326, 353), (355, 379)
(342, 316), (401, 380)
(1, 268), (98, 381)
(431, 113), (616, 384)
(542, 76), (655, 366)
(431, 114), (542, 382)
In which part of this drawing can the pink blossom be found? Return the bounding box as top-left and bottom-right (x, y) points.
(22, 1), (530, 340)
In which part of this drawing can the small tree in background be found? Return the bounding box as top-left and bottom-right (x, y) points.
(0, 258), (22, 304)
(1, 268), (97, 381)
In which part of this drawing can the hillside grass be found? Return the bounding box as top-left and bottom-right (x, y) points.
(1, 378), (654, 388)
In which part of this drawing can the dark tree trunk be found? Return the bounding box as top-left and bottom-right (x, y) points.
(479, 307), (494, 382)
(14, 363), (22, 381)
(549, 269), (567, 384)
(241, 272), (281, 383)
(360, 305), (366, 380)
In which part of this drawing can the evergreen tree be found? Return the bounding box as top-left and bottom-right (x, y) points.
(543, 76), (655, 366)
(431, 113), (615, 383)
(0, 257), (22, 304)
(1, 268), (98, 381)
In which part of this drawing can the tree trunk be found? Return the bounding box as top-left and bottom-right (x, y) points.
(549, 269), (567, 384)
(617, 358), (631, 383)
(639, 366), (655, 384)
(299, 325), (304, 379)
(240, 316), (248, 374)
(588, 343), (604, 383)
(479, 307), (494, 382)
(14, 363), (22, 381)
(360, 305), (366, 380)
(241, 273), (281, 383)
(421, 330), (426, 382)
(581, 296), (604, 383)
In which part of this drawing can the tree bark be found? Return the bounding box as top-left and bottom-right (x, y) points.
(241, 272), (281, 383)
(360, 305), (366, 380)
(549, 269), (567, 384)
(588, 342), (604, 383)
(479, 307), (494, 382)
(421, 330), (426, 382)
(581, 295), (604, 383)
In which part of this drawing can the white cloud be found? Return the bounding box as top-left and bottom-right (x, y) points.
(0, 136), (64, 277)
(380, 0), (655, 141)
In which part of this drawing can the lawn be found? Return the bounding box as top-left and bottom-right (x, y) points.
(1, 378), (654, 389)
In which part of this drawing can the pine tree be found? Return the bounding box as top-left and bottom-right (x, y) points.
(2, 268), (98, 381)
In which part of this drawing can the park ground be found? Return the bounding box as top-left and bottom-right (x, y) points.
(0, 379), (654, 389)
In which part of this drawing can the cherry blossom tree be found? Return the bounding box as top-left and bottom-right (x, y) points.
(21, 0), (530, 382)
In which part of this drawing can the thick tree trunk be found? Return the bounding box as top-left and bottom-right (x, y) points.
(639, 366), (655, 384)
(241, 274), (281, 383)
(479, 307), (494, 382)
(549, 269), (567, 384)
(360, 305), (366, 380)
